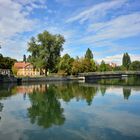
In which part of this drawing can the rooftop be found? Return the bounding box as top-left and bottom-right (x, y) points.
(14, 62), (31, 69)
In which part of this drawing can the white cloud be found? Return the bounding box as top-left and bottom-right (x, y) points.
(0, 0), (47, 59)
(66, 0), (127, 23)
(86, 12), (140, 42)
(0, 0), (36, 39)
(97, 54), (140, 65)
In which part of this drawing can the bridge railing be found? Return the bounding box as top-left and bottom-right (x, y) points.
(78, 71), (140, 76)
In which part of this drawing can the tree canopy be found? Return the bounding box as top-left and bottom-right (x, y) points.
(28, 31), (65, 75)
(0, 54), (17, 69)
(129, 61), (140, 71)
(122, 53), (131, 70)
(58, 54), (74, 75)
(85, 48), (93, 59)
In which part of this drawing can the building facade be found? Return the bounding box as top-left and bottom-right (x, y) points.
(14, 62), (45, 77)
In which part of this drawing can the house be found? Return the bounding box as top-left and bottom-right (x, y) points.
(14, 62), (45, 77)
(109, 62), (117, 68)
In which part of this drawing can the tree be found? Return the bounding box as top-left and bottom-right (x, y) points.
(28, 31), (65, 75)
(58, 54), (74, 75)
(72, 57), (96, 75)
(12, 66), (18, 76)
(0, 55), (17, 70)
(122, 53), (131, 70)
(85, 48), (93, 59)
(23, 54), (26, 62)
(99, 60), (107, 72)
(129, 61), (140, 71)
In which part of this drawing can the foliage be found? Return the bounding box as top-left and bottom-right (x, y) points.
(122, 53), (131, 70)
(0, 54), (17, 70)
(129, 61), (140, 71)
(85, 48), (93, 59)
(57, 70), (67, 76)
(72, 58), (96, 75)
(99, 61), (113, 72)
(113, 66), (126, 71)
(12, 66), (18, 76)
(28, 30), (65, 75)
(99, 60), (106, 72)
(58, 54), (74, 75)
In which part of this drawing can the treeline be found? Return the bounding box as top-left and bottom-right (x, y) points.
(0, 54), (17, 70)
(57, 51), (140, 75)
(26, 30), (140, 76)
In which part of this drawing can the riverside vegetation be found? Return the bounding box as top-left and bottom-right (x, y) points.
(0, 30), (140, 76)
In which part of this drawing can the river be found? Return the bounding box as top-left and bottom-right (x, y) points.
(0, 76), (140, 140)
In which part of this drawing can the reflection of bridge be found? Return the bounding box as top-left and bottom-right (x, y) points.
(78, 71), (140, 82)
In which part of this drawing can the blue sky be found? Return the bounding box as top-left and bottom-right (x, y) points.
(0, 0), (140, 65)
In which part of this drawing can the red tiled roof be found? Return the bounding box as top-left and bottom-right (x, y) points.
(14, 62), (31, 69)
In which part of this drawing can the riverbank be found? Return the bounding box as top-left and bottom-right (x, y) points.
(0, 75), (83, 83)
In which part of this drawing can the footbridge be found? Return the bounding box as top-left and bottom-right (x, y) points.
(78, 71), (140, 82)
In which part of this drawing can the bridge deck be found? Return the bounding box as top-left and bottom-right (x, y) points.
(78, 71), (140, 77)
(78, 71), (140, 82)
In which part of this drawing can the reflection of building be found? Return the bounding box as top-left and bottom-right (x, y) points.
(14, 62), (45, 77)
(13, 84), (47, 94)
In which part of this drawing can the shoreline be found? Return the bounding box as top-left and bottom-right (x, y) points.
(0, 75), (83, 83)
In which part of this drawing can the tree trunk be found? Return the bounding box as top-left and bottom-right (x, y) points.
(45, 67), (48, 76)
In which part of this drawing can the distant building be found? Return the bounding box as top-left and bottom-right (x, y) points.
(109, 62), (117, 68)
(14, 62), (45, 77)
(14, 84), (47, 94)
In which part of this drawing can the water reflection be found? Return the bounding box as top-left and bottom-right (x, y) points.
(55, 83), (98, 105)
(0, 76), (140, 140)
(123, 88), (131, 100)
(0, 103), (3, 120)
(97, 76), (140, 86)
(100, 86), (107, 96)
(28, 85), (65, 128)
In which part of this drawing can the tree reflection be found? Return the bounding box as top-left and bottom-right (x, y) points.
(28, 85), (65, 128)
(0, 103), (3, 120)
(123, 88), (131, 100)
(100, 86), (107, 96)
(55, 83), (98, 106)
(98, 76), (140, 86)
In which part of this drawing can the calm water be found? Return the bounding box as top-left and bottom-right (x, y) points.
(0, 76), (140, 140)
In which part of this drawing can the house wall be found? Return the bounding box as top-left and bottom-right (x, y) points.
(16, 64), (43, 77)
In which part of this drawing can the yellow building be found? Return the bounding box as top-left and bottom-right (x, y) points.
(14, 62), (45, 77)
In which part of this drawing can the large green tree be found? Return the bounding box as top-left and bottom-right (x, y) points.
(122, 53), (131, 70)
(85, 48), (93, 59)
(28, 31), (65, 75)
